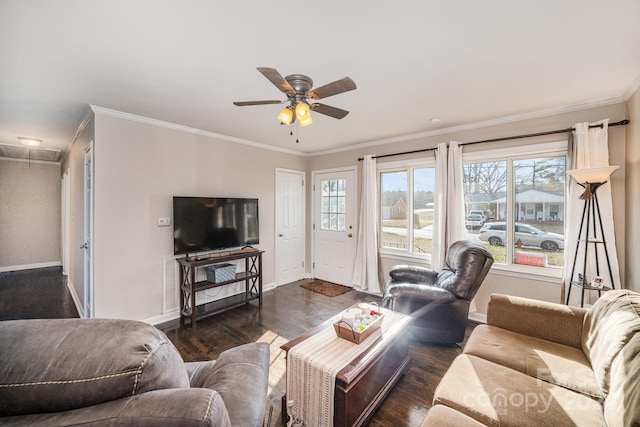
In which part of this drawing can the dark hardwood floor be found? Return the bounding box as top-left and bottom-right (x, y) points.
(0, 269), (476, 427)
(0, 267), (78, 320)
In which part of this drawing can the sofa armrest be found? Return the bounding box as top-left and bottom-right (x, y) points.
(389, 265), (439, 284)
(186, 342), (270, 427)
(487, 294), (587, 349)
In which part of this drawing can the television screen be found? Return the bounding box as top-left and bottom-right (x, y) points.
(173, 197), (259, 255)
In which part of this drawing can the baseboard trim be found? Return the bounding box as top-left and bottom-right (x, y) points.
(0, 261), (61, 273)
(468, 311), (487, 324)
(66, 279), (85, 318)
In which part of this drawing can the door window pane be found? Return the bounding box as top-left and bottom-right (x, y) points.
(320, 179), (346, 231)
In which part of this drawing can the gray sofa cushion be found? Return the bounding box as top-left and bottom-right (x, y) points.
(0, 318), (189, 416)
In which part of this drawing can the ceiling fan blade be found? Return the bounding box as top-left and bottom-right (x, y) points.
(257, 67), (295, 97)
(308, 77), (356, 100)
(233, 100), (283, 106)
(310, 103), (350, 119)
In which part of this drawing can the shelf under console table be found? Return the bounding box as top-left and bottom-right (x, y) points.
(177, 249), (264, 327)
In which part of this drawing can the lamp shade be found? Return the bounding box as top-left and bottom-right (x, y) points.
(567, 166), (619, 184)
(277, 107), (294, 125)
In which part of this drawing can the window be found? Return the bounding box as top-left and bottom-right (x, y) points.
(380, 163), (436, 257)
(464, 143), (566, 272)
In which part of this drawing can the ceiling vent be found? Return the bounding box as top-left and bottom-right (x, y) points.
(0, 143), (62, 162)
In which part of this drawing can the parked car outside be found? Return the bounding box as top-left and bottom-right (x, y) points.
(469, 210), (487, 222)
(478, 222), (564, 251)
(465, 214), (484, 229)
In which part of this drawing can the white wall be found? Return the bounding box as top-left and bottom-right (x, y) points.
(92, 111), (307, 320)
(309, 102), (628, 316)
(0, 158), (61, 270)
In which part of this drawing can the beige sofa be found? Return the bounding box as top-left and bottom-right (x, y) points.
(421, 289), (640, 427)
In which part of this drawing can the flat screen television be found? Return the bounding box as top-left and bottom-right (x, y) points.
(173, 197), (259, 255)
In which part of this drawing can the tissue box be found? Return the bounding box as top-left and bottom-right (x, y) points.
(205, 263), (236, 283)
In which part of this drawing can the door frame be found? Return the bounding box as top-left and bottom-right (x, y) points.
(275, 167), (306, 287)
(311, 166), (358, 282)
(83, 142), (95, 318)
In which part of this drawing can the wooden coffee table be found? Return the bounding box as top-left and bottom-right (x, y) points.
(281, 304), (411, 427)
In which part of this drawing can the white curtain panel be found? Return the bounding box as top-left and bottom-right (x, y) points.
(352, 154), (381, 293)
(563, 119), (622, 305)
(447, 142), (467, 245)
(432, 143), (449, 269)
(432, 142), (467, 270)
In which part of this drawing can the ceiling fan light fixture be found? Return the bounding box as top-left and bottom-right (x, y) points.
(277, 106), (294, 125)
(18, 137), (42, 147)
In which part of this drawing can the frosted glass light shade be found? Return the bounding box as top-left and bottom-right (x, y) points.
(567, 166), (619, 184)
(295, 102), (310, 120)
(277, 107), (293, 125)
(299, 115), (313, 127)
(18, 137), (42, 147)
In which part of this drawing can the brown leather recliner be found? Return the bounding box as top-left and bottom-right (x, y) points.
(0, 318), (269, 426)
(382, 240), (494, 344)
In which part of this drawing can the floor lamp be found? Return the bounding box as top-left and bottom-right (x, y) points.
(565, 166), (619, 307)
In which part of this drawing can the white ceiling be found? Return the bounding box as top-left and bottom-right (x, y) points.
(1, 1), (639, 158)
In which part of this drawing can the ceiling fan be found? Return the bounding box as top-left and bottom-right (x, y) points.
(233, 67), (356, 127)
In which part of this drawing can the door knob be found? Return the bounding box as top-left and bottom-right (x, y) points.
(80, 243), (88, 249)
(348, 233), (353, 238)
(278, 234), (284, 237)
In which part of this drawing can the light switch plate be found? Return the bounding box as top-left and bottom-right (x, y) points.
(157, 217), (171, 227)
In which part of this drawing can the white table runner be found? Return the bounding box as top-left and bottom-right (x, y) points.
(285, 308), (405, 427)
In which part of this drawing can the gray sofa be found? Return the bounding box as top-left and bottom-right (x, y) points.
(0, 318), (269, 426)
(421, 289), (640, 426)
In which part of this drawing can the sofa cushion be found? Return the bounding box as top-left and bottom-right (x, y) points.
(433, 355), (606, 427)
(0, 318), (189, 417)
(464, 324), (602, 399)
(0, 389), (231, 426)
(582, 289), (640, 396)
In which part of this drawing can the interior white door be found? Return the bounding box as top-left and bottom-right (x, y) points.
(313, 168), (357, 286)
(276, 169), (305, 286)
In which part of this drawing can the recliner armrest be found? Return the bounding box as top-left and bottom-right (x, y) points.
(487, 294), (587, 349)
(389, 265), (439, 284)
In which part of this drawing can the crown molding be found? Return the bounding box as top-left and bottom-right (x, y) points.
(90, 105), (306, 157)
(310, 96), (624, 157)
(623, 72), (640, 101)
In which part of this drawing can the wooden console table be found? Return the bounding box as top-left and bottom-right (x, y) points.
(177, 249), (263, 327)
(281, 305), (411, 427)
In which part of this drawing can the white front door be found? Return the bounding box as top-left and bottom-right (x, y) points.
(313, 168), (357, 286)
(276, 168), (306, 286)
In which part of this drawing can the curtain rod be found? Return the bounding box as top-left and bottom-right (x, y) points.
(357, 119), (630, 161)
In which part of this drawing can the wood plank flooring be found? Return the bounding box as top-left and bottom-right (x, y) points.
(0, 269), (477, 427)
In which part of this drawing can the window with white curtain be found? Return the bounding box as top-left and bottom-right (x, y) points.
(375, 142), (567, 277)
(379, 160), (436, 258)
(462, 141), (567, 274)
